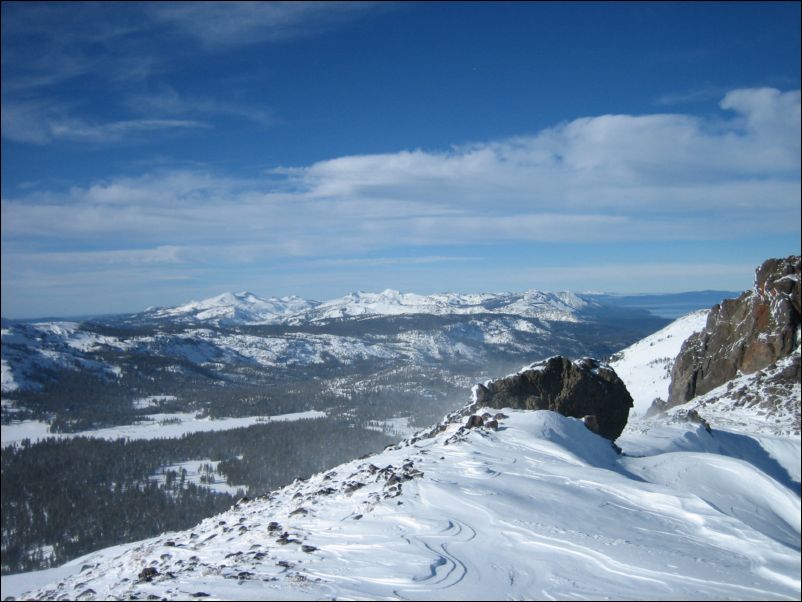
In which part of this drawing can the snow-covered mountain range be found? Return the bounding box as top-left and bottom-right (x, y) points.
(141, 289), (594, 325)
(1, 288), (663, 402)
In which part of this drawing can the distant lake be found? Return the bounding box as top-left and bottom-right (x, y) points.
(591, 291), (741, 320)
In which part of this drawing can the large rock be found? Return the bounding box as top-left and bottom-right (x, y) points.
(668, 255), (801, 406)
(475, 356), (633, 441)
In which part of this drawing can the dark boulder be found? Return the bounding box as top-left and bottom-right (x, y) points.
(477, 356), (632, 441)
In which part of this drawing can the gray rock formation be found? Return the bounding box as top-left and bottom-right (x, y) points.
(474, 356), (633, 441)
(668, 255), (801, 406)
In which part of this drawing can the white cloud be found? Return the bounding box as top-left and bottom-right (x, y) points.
(268, 90), (798, 228)
(720, 88), (801, 158)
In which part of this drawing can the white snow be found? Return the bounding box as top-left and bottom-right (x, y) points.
(611, 309), (709, 415)
(149, 459), (246, 497)
(0, 419), (53, 446)
(1, 410), (327, 448)
(1, 357), (18, 392)
(365, 415), (417, 438)
(132, 394), (178, 409)
(4, 408), (798, 601)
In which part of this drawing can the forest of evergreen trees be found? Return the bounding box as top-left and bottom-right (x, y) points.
(1, 418), (393, 575)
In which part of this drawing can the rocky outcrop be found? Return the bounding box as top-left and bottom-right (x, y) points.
(668, 255), (801, 406)
(473, 356), (633, 440)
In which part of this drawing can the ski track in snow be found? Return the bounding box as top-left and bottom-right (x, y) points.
(4, 409), (799, 601)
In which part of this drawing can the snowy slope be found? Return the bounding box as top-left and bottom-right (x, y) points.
(611, 310), (709, 415)
(4, 408), (799, 601)
(1, 322), (124, 393)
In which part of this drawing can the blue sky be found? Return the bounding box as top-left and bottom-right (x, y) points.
(1, 2), (800, 319)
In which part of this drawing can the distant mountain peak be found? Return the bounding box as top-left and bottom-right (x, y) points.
(144, 291), (319, 325)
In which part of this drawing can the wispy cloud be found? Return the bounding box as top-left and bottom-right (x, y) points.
(654, 85), (728, 106)
(146, 2), (387, 47)
(1, 101), (209, 144)
(124, 85), (276, 128)
(1, 3), (156, 93)
(303, 256), (481, 268)
(2, 88), (800, 315)
(2, 2), (307, 147)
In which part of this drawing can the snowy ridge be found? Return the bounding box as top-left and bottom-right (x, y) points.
(4, 408), (799, 600)
(610, 310), (709, 415)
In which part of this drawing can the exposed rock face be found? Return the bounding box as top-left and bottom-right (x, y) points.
(475, 356), (633, 440)
(668, 255), (801, 406)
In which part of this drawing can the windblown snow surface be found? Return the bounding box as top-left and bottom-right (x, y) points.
(3, 408), (799, 600)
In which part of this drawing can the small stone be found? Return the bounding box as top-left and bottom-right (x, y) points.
(138, 567), (159, 582)
(466, 415), (484, 428)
